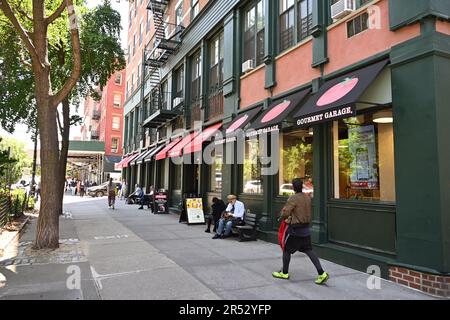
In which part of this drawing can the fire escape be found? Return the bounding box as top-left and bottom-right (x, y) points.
(142, 0), (184, 129)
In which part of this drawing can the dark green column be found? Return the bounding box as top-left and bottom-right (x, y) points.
(264, 0), (277, 89)
(310, 123), (328, 243)
(311, 0), (329, 68)
(390, 18), (450, 273)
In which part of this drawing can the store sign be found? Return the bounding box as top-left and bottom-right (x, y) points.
(245, 125), (280, 138)
(214, 136), (237, 145)
(185, 198), (205, 224)
(296, 106), (355, 127)
(154, 191), (168, 214)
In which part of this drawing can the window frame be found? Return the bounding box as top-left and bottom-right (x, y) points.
(242, 0), (265, 69)
(191, 0), (200, 21)
(112, 116), (121, 131)
(175, 3), (183, 27)
(113, 94), (122, 108)
(115, 73), (122, 85)
(111, 137), (119, 153)
(330, 106), (396, 203)
(278, 0), (313, 53)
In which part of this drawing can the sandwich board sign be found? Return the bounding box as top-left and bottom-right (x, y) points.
(185, 198), (205, 224)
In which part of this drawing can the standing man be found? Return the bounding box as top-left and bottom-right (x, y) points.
(212, 195), (245, 239)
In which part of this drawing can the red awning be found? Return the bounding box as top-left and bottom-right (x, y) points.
(168, 132), (199, 158)
(116, 154), (134, 169)
(155, 138), (182, 161)
(122, 153), (140, 168)
(115, 156), (128, 169)
(184, 123), (222, 154)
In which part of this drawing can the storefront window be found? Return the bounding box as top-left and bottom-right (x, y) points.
(209, 150), (223, 192)
(243, 139), (263, 194)
(333, 108), (395, 202)
(279, 129), (313, 196)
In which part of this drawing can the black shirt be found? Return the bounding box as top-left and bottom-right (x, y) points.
(211, 200), (227, 218)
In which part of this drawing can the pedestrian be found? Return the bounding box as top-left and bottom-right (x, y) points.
(107, 178), (116, 209)
(35, 180), (41, 202)
(272, 178), (329, 284)
(121, 180), (127, 200)
(80, 180), (85, 197)
(70, 179), (77, 196)
(205, 197), (226, 233)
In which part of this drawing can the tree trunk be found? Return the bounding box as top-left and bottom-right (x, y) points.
(34, 72), (60, 249)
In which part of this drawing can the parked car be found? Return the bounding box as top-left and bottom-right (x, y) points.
(244, 180), (262, 193)
(279, 184), (295, 195)
(279, 182), (314, 196)
(87, 181), (120, 197)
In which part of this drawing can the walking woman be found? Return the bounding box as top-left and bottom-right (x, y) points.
(107, 178), (116, 210)
(272, 178), (329, 284)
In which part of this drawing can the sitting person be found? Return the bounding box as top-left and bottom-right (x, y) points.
(128, 184), (143, 204)
(138, 185), (155, 210)
(205, 197), (227, 233)
(212, 195), (245, 239)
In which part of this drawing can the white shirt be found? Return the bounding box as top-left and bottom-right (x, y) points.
(226, 200), (245, 219)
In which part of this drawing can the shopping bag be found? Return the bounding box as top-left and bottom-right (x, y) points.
(278, 219), (289, 251)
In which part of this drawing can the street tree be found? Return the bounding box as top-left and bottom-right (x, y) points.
(0, 0), (124, 249)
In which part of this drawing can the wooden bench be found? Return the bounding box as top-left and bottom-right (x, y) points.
(232, 212), (259, 242)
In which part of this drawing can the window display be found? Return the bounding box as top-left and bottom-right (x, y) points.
(333, 108), (395, 202)
(278, 129), (313, 196)
(243, 139), (263, 194)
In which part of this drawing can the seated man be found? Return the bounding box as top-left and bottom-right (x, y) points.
(212, 195), (245, 239)
(138, 186), (154, 210)
(205, 197), (227, 233)
(128, 184), (143, 204)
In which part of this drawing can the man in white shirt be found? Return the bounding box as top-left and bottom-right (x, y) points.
(212, 194), (245, 239)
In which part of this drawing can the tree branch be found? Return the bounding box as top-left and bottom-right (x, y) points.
(15, 5), (33, 22)
(45, 0), (66, 25)
(56, 109), (64, 137)
(19, 49), (32, 68)
(50, 0), (81, 108)
(0, 0), (41, 67)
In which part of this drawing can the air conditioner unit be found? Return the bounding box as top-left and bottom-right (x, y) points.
(173, 97), (183, 107)
(242, 59), (255, 73)
(331, 0), (355, 20)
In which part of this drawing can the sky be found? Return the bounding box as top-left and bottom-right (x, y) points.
(0, 0), (129, 150)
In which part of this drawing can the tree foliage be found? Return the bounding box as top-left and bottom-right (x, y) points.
(0, 0), (125, 134)
(0, 136), (31, 186)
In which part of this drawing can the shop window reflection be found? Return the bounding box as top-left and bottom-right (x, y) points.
(210, 150), (223, 192)
(278, 129), (313, 196)
(243, 139), (263, 194)
(333, 108), (395, 202)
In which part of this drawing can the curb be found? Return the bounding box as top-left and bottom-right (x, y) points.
(0, 215), (30, 257)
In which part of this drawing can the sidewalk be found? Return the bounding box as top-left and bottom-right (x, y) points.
(0, 195), (438, 300)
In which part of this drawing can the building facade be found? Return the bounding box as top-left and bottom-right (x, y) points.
(122, 0), (450, 297)
(81, 70), (126, 180)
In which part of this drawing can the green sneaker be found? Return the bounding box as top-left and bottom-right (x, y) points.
(315, 272), (329, 285)
(272, 271), (289, 280)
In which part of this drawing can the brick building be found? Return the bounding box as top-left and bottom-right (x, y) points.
(81, 70), (126, 180)
(121, 0), (450, 297)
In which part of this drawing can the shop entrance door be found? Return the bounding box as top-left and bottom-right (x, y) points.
(183, 163), (199, 197)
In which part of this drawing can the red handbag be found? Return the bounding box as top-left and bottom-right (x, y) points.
(278, 219), (289, 251)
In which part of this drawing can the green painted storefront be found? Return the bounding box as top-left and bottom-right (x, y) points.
(124, 0), (450, 282)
